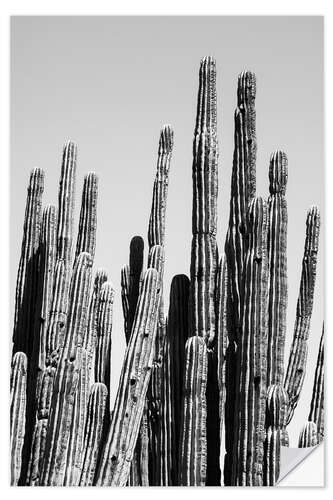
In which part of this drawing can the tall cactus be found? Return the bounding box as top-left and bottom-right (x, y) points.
(308, 323), (324, 443)
(94, 282), (114, 392)
(12, 167), (44, 357)
(263, 384), (289, 486)
(179, 336), (208, 486)
(267, 151), (288, 386)
(10, 352), (27, 485)
(75, 172), (98, 261)
(224, 70), (257, 485)
(232, 197), (268, 486)
(284, 206), (320, 423)
(95, 266), (160, 486)
(40, 252), (93, 485)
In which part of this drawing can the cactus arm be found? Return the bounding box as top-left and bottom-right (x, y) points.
(189, 56), (218, 348)
(94, 282), (115, 392)
(298, 421), (318, 447)
(95, 267), (160, 486)
(12, 168), (44, 357)
(267, 151), (288, 386)
(232, 197), (268, 486)
(75, 172), (98, 261)
(179, 336), (208, 486)
(284, 206), (320, 423)
(308, 323), (324, 443)
(40, 252), (93, 486)
(263, 384), (289, 486)
(10, 352), (28, 485)
(79, 383), (108, 485)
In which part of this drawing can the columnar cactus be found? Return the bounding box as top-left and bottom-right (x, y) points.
(12, 167), (44, 357)
(95, 266), (160, 486)
(79, 382), (108, 486)
(75, 172), (98, 260)
(216, 257), (228, 444)
(298, 422), (318, 448)
(284, 206), (321, 423)
(10, 352), (27, 485)
(232, 197), (268, 486)
(224, 70), (257, 485)
(308, 324), (324, 444)
(267, 151), (288, 386)
(263, 384), (289, 486)
(179, 336), (208, 486)
(40, 252), (93, 485)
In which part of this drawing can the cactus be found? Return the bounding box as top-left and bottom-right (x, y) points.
(75, 172), (98, 261)
(79, 383), (108, 486)
(308, 323), (324, 443)
(298, 421), (318, 448)
(263, 385), (289, 486)
(95, 267), (160, 486)
(284, 206), (321, 423)
(224, 70), (257, 485)
(12, 168), (44, 357)
(40, 252), (93, 485)
(10, 352), (27, 485)
(94, 282), (114, 392)
(232, 197), (268, 486)
(179, 336), (208, 486)
(267, 151), (288, 386)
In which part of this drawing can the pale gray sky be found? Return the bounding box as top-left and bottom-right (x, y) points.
(10, 16), (324, 450)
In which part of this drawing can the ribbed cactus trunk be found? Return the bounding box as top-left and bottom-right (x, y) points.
(298, 422), (318, 448)
(146, 125), (173, 486)
(95, 266), (160, 486)
(267, 151), (288, 386)
(232, 197), (268, 486)
(284, 206), (320, 424)
(79, 382), (108, 485)
(40, 252), (93, 485)
(12, 168), (44, 358)
(10, 352), (27, 485)
(263, 384), (289, 486)
(224, 70), (257, 485)
(179, 336), (208, 486)
(308, 324), (324, 444)
(75, 172), (98, 261)
(188, 56), (220, 485)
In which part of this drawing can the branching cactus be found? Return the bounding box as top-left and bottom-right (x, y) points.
(79, 382), (108, 486)
(95, 266), (160, 486)
(179, 336), (208, 486)
(298, 421), (318, 448)
(308, 323), (324, 444)
(10, 352), (27, 485)
(232, 197), (268, 486)
(263, 384), (289, 486)
(267, 151), (288, 386)
(284, 206), (321, 424)
(12, 167), (44, 357)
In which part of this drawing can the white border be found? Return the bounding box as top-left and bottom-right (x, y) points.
(1, 1), (332, 497)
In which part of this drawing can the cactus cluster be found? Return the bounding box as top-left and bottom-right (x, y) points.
(10, 57), (323, 487)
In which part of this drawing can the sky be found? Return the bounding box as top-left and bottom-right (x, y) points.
(10, 15), (324, 461)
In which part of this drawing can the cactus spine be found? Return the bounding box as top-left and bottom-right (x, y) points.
(179, 336), (208, 486)
(267, 151), (288, 386)
(10, 352), (28, 485)
(284, 206), (320, 423)
(308, 324), (324, 443)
